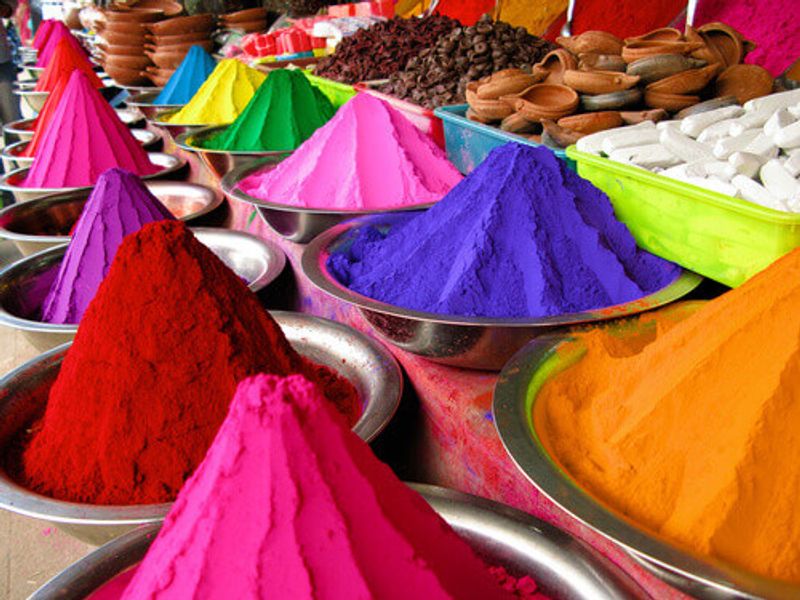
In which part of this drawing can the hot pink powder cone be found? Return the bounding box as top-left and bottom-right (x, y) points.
(36, 23), (85, 67)
(32, 19), (57, 50)
(23, 71), (159, 189)
(120, 374), (514, 599)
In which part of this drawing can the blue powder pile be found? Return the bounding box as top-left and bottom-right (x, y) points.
(327, 143), (681, 319)
(154, 46), (217, 105)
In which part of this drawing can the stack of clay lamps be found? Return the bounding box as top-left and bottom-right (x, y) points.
(143, 14), (216, 87)
(219, 8), (269, 34)
(99, 8), (164, 87)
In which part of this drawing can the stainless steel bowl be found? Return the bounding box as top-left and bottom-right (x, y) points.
(0, 312), (401, 545)
(14, 87), (48, 113)
(175, 126), (291, 179)
(148, 108), (209, 139)
(0, 153), (186, 203)
(29, 485), (646, 600)
(493, 304), (800, 600)
(118, 84), (162, 96)
(302, 213), (703, 370)
(221, 159), (435, 244)
(3, 118), (36, 143)
(125, 91), (181, 121)
(0, 228), (286, 351)
(114, 108), (145, 129)
(22, 65), (43, 80)
(1, 140), (31, 172)
(0, 181), (223, 256)
(130, 129), (162, 152)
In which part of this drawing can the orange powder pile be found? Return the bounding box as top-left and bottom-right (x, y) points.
(535, 248), (800, 584)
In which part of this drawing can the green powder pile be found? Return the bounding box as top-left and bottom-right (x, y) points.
(201, 69), (335, 152)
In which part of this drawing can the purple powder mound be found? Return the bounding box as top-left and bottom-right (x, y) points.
(328, 143), (681, 319)
(41, 168), (175, 324)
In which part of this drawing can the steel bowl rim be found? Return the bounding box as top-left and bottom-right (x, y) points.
(220, 158), (437, 217)
(148, 107), (221, 129)
(175, 125), (293, 158)
(125, 90), (181, 111)
(3, 117), (36, 136)
(492, 331), (800, 600)
(1, 140), (32, 161)
(301, 213), (702, 328)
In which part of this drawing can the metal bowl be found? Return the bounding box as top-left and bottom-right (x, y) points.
(29, 484), (646, 600)
(118, 84), (162, 96)
(301, 213), (703, 370)
(125, 91), (181, 121)
(14, 87), (48, 113)
(130, 129), (162, 152)
(0, 311), (401, 545)
(22, 64), (43, 80)
(493, 304), (800, 600)
(148, 107), (209, 139)
(175, 126), (291, 179)
(0, 153), (186, 203)
(221, 159), (435, 244)
(0, 181), (223, 256)
(114, 107), (145, 129)
(3, 118), (36, 143)
(0, 228), (286, 351)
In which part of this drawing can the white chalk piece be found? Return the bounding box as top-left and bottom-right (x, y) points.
(713, 129), (761, 159)
(575, 121), (655, 155)
(729, 152), (767, 179)
(660, 127), (714, 163)
(732, 174), (789, 211)
(760, 159), (800, 200)
(681, 105), (743, 138)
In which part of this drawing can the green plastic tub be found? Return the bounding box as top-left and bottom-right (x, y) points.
(567, 146), (800, 287)
(302, 72), (356, 109)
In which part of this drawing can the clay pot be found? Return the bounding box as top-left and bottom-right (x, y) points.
(625, 28), (683, 44)
(557, 111), (623, 134)
(125, 0), (183, 17)
(104, 21), (146, 34)
(147, 31), (210, 45)
(65, 7), (82, 29)
(621, 41), (703, 63)
(500, 112), (538, 134)
(644, 89), (700, 111)
(557, 31), (623, 56)
(684, 26), (725, 68)
(533, 49), (578, 85)
(542, 119), (585, 147)
(145, 49), (192, 69)
(619, 108), (669, 124)
(103, 31), (147, 45)
(141, 70), (172, 87)
(105, 63), (151, 86)
(698, 22), (750, 67)
(226, 19), (267, 33)
(515, 84), (579, 121)
(578, 53), (627, 72)
(101, 43), (143, 56)
(675, 95), (738, 118)
(105, 54), (152, 70)
(105, 8), (164, 23)
(626, 54), (707, 84)
(221, 7), (268, 23)
(476, 69), (540, 100)
(469, 97), (515, 121)
(563, 69), (640, 94)
(581, 88), (642, 111)
(714, 64), (774, 104)
(145, 14), (215, 35)
(145, 39), (214, 54)
(466, 108), (493, 124)
(646, 63), (721, 95)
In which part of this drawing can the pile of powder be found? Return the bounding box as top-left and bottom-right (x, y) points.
(118, 374), (542, 599)
(41, 168), (174, 325)
(497, 0), (567, 36)
(543, 0), (684, 41)
(328, 143), (679, 318)
(535, 248), (800, 583)
(23, 71), (158, 189)
(17, 221), (359, 505)
(22, 73), (70, 158)
(237, 93), (462, 209)
(36, 25), (85, 67)
(154, 45), (216, 105)
(32, 19), (57, 50)
(34, 37), (102, 92)
(201, 69), (335, 152)
(166, 59), (265, 125)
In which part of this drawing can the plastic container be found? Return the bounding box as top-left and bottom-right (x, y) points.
(566, 146), (800, 287)
(434, 104), (575, 174)
(302, 72), (356, 109)
(354, 81), (445, 148)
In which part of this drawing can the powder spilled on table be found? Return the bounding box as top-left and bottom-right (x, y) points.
(23, 71), (158, 188)
(536, 247), (800, 583)
(41, 168), (175, 325)
(22, 73), (70, 158)
(166, 58), (265, 125)
(34, 37), (102, 92)
(328, 143), (679, 318)
(15, 221), (358, 505)
(154, 45), (216, 105)
(36, 25), (85, 67)
(201, 68), (335, 152)
(237, 93), (462, 209)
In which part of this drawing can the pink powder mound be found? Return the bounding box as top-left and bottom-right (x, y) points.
(36, 23), (85, 67)
(237, 93), (462, 210)
(32, 19), (57, 51)
(692, 0), (800, 76)
(23, 71), (159, 189)
(120, 374), (516, 599)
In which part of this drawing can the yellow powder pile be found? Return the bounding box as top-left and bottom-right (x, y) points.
(499, 0), (567, 35)
(167, 59), (266, 125)
(536, 248), (800, 584)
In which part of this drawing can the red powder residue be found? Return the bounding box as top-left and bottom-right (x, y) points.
(489, 566), (552, 599)
(544, 0), (685, 40)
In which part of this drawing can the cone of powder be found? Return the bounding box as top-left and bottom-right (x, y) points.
(166, 59), (266, 125)
(120, 373), (516, 599)
(237, 93), (462, 209)
(32, 19), (57, 50)
(23, 70), (159, 189)
(536, 248), (800, 584)
(19, 221), (359, 505)
(21, 72), (70, 158)
(154, 45), (217, 105)
(328, 143), (679, 318)
(201, 69), (335, 152)
(36, 24), (85, 67)
(41, 168), (175, 325)
(34, 36), (102, 92)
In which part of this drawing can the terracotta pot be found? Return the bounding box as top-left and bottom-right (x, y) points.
(542, 119), (585, 147)
(626, 53), (708, 84)
(622, 41), (704, 63)
(105, 63), (151, 86)
(103, 31), (147, 45)
(475, 69), (540, 100)
(145, 40), (214, 54)
(684, 27), (725, 68)
(619, 108), (669, 124)
(104, 21), (146, 34)
(145, 65), (175, 77)
(562, 69), (640, 94)
(147, 31), (210, 45)
(145, 49), (191, 69)
(533, 49), (578, 85)
(514, 84), (579, 121)
(625, 28), (683, 44)
(105, 8), (164, 22)
(714, 64), (774, 103)
(226, 19), (267, 33)
(105, 54), (152, 70)
(145, 14), (215, 35)
(125, 0), (183, 17)
(644, 89), (700, 111)
(557, 31), (623, 56)
(698, 22), (749, 67)
(578, 53), (627, 72)
(557, 111), (623, 134)
(646, 63), (721, 95)
(101, 43), (144, 56)
(141, 70), (172, 87)
(221, 7), (268, 23)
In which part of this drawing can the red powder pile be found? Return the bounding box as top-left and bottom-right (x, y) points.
(544, 0), (685, 40)
(34, 37), (102, 92)
(17, 221), (359, 505)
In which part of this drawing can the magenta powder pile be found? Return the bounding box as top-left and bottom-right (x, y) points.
(42, 168), (174, 324)
(237, 93), (462, 210)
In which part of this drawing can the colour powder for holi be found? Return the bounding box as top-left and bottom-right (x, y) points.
(328, 143), (679, 318)
(32, 19), (57, 50)
(22, 73), (70, 158)
(237, 93), (462, 210)
(41, 168), (175, 325)
(23, 71), (158, 189)
(536, 248), (800, 584)
(201, 69), (335, 152)
(36, 25), (85, 67)
(166, 58), (266, 125)
(119, 374), (529, 600)
(154, 45), (216, 105)
(16, 221), (359, 505)
(34, 37), (102, 92)
(544, 0), (684, 41)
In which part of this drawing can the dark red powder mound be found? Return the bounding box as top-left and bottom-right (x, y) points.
(17, 220), (359, 505)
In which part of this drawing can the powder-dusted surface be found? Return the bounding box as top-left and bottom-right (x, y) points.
(36, 25), (85, 67)
(329, 143), (679, 318)
(18, 222), (359, 505)
(34, 37), (102, 92)
(41, 169), (175, 325)
(121, 374), (515, 599)
(166, 59), (265, 125)
(201, 69), (335, 152)
(22, 73), (70, 158)
(154, 45), (216, 105)
(23, 71), (158, 188)
(238, 94), (462, 209)
(536, 248), (800, 583)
